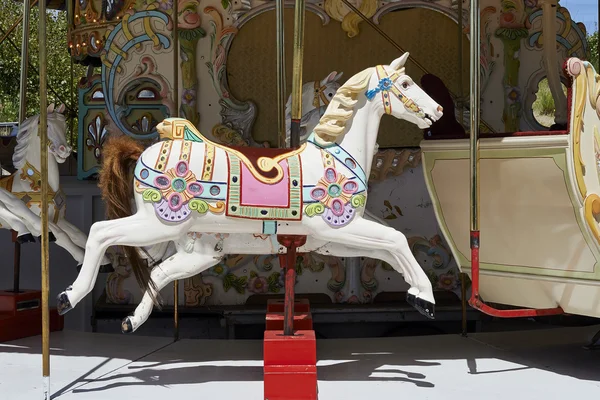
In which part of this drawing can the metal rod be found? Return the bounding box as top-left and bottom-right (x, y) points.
(460, 272), (467, 336)
(12, 0), (32, 295)
(283, 246), (296, 336)
(469, 0), (480, 235)
(276, 0), (286, 147)
(172, 1), (180, 342)
(0, 0), (38, 48)
(457, 0), (464, 128)
(38, 0), (50, 396)
(290, 0), (306, 147)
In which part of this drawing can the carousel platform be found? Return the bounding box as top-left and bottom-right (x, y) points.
(1, 323), (599, 399)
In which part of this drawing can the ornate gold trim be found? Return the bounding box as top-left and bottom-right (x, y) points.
(157, 118), (307, 184)
(585, 193), (600, 246)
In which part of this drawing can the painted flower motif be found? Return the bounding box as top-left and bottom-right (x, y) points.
(86, 115), (107, 161)
(158, 0), (173, 10)
(182, 89), (197, 106)
(205, 263), (229, 278)
(505, 86), (521, 104)
(437, 273), (458, 291)
(248, 276), (268, 294)
(311, 168), (359, 227)
(153, 160), (204, 222)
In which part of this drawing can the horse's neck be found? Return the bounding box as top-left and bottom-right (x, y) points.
(18, 146), (60, 193)
(337, 101), (381, 179)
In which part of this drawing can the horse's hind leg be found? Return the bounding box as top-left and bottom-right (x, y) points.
(57, 212), (191, 315)
(308, 216), (435, 318)
(122, 249), (220, 333)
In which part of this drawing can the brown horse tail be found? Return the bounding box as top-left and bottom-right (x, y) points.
(98, 136), (159, 305)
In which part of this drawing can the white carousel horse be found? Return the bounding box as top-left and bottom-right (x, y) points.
(57, 54), (443, 332)
(0, 104), (111, 268)
(284, 70), (343, 146)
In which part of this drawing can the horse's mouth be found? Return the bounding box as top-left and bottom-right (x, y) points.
(424, 114), (436, 126)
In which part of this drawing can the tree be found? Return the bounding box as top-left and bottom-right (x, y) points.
(588, 30), (598, 71)
(0, 1), (84, 145)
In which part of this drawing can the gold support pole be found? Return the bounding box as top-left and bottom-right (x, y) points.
(172, 0), (180, 342)
(38, 0), (50, 397)
(276, 0), (286, 147)
(290, 0), (306, 147)
(470, 0), (480, 234)
(457, 0), (464, 128)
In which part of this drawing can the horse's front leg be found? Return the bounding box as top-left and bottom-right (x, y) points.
(55, 217), (112, 267)
(57, 211), (192, 315)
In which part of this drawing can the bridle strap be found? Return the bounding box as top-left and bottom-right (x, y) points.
(368, 65), (424, 117)
(313, 80), (332, 108)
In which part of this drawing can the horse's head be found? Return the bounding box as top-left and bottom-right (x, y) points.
(46, 103), (71, 163)
(366, 53), (443, 129)
(318, 71), (344, 104)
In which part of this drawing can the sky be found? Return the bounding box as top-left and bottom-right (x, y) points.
(560, 0), (598, 33)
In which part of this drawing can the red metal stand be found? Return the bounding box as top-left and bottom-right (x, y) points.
(469, 230), (564, 318)
(263, 235), (318, 400)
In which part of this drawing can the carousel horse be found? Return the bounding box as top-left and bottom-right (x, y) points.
(0, 104), (111, 268)
(284, 70), (343, 146)
(57, 54), (444, 332)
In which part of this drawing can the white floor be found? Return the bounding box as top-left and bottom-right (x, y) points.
(1, 324), (600, 400)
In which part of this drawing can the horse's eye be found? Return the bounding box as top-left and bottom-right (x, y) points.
(328, 93), (333, 97)
(402, 82), (409, 89)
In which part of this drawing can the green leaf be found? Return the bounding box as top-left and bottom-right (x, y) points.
(250, 270), (258, 278)
(221, 0), (230, 9)
(384, 200), (393, 210)
(384, 214), (397, 220)
(305, 203), (325, 217)
(394, 206), (403, 216)
(189, 199), (209, 214)
(142, 189), (162, 203)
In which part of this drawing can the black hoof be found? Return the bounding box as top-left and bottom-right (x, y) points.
(56, 292), (73, 315)
(17, 233), (36, 244)
(99, 263), (115, 273)
(36, 232), (57, 242)
(121, 317), (134, 334)
(406, 292), (435, 320)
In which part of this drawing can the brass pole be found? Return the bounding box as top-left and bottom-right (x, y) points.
(13, 0), (32, 295)
(38, 0), (50, 397)
(276, 0), (286, 147)
(0, 0), (38, 48)
(470, 0), (480, 233)
(457, 0), (464, 128)
(290, 0), (305, 147)
(172, 1), (180, 342)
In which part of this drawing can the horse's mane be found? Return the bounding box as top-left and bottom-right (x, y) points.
(313, 67), (378, 145)
(13, 114), (39, 170)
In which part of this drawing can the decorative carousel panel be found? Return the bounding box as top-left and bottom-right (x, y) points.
(77, 75), (107, 179)
(220, 7), (470, 148)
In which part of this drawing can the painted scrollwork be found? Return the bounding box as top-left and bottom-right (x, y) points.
(101, 7), (173, 140)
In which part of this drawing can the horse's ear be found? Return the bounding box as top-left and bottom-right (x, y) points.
(321, 71), (338, 86)
(57, 104), (66, 114)
(390, 53), (410, 70)
(47, 103), (55, 113)
(333, 71), (344, 82)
